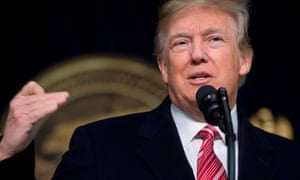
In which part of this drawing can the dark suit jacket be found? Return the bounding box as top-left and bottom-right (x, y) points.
(52, 97), (300, 179)
(0, 138), (36, 180)
(2, 97), (300, 180)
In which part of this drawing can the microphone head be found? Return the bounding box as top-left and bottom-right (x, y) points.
(196, 85), (223, 126)
(196, 85), (217, 104)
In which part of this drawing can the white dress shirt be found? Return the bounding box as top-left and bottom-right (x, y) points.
(171, 103), (238, 179)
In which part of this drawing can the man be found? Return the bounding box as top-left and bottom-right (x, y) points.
(1, 0), (300, 179)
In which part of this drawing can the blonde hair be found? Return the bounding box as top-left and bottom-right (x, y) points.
(154, 0), (253, 58)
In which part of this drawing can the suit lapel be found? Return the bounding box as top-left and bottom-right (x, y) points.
(136, 97), (195, 180)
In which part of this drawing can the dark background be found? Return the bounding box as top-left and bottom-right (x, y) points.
(2, 0), (299, 142)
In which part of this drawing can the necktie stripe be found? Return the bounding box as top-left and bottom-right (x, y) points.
(197, 125), (227, 180)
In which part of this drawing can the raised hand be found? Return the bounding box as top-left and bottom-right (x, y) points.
(0, 81), (69, 160)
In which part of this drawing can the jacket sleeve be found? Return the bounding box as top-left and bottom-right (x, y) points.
(0, 140), (36, 180)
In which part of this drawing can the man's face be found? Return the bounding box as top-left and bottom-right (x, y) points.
(158, 6), (252, 121)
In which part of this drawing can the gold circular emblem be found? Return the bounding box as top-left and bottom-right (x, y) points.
(32, 55), (167, 180)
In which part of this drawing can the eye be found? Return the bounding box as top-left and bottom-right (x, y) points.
(169, 39), (191, 53)
(207, 35), (225, 48)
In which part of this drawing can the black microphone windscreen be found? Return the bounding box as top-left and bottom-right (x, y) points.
(196, 85), (221, 126)
(196, 85), (217, 110)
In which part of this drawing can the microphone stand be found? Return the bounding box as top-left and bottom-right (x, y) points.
(218, 88), (236, 180)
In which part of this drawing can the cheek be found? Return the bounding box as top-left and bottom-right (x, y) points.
(169, 52), (189, 68)
(220, 50), (244, 75)
(160, 51), (190, 83)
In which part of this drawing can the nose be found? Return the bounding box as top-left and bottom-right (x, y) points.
(190, 41), (208, 64)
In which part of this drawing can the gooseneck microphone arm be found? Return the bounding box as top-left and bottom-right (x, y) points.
(196, 85), (236, 180)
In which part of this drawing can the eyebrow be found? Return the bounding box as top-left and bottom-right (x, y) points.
(167, 32), (191, 44)
(201, 27), (228, 37)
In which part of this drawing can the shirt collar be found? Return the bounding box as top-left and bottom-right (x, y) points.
(171, 103), (238, 146)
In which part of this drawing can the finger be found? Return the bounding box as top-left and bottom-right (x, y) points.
(16, 81), (45, 97)
(12, 92), (69, 123)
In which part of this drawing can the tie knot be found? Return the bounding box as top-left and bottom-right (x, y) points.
(198, 125), (221, 141)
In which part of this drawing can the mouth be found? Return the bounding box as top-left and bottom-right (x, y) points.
(191, 73), (209, 79)
(188, 72), (212, 84)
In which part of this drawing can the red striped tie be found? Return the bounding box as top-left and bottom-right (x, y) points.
(197, 125), (227, 180)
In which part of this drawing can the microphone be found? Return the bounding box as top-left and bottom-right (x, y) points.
(196, 85), (236, 180)
(196, 85), (226, 132)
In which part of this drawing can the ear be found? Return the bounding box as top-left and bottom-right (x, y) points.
(239, 49), (253, 76)
(157, 55), (168, 84)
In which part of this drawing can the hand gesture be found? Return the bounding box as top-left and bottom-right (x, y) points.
(0, 81), (69, 160)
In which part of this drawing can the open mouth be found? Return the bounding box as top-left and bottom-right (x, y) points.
(188, 72), (212, 84)
(191, 73), (209, 80)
